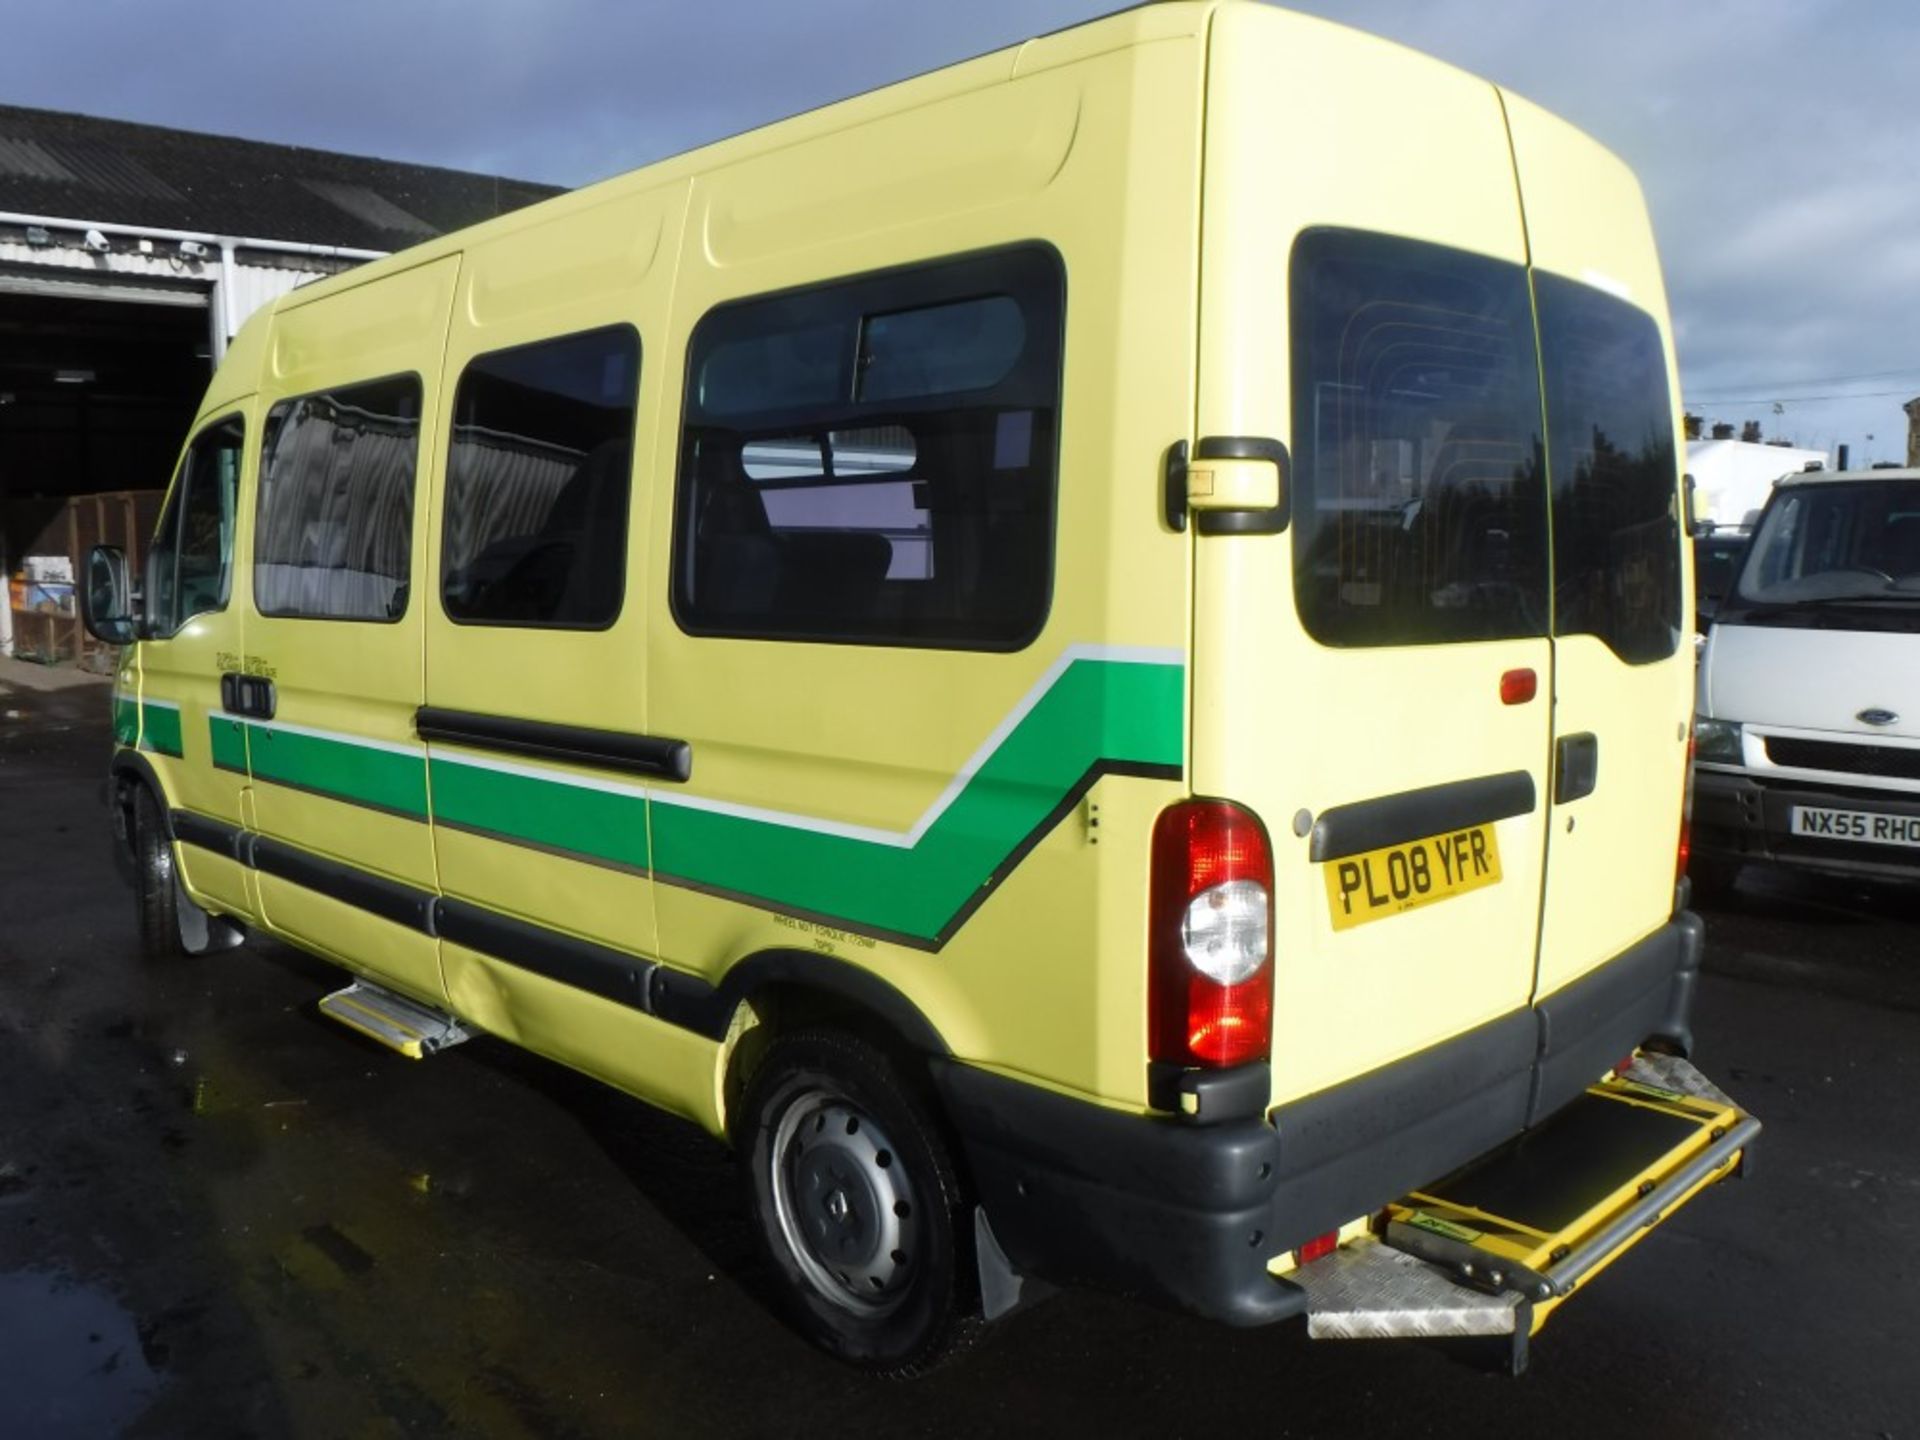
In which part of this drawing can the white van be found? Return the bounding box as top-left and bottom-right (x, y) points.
(1693, 467), (1920, 890)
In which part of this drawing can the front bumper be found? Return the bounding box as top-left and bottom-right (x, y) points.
(932, 915), (1703, 1328)
(1694, 767), (1920, 883)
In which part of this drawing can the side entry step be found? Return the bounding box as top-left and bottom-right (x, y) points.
(318, 981), (475, 1060)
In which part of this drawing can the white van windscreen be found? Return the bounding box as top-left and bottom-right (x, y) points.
(1289, 229), (1549, 647)
(1728, 481), (1920, 631)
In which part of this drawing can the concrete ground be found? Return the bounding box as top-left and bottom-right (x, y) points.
(1, 689), (1915, 1438)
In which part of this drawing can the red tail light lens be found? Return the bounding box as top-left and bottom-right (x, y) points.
(1678, 736), (1695, 884)
(1150, 799), (1274, 1069)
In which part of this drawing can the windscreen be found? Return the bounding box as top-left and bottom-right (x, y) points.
(1730, 480), (1920, 629)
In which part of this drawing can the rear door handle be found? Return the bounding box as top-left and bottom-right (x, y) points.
(1554, 733), (1599, 804)
(220, 672), (277, 720)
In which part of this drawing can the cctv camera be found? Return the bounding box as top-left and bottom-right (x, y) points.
(83, 228), (110, 252)
(177, 239), (210, 261)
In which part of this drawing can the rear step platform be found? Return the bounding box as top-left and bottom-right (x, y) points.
(318, 980), (474, 1059)
(1293, 1052), (1757, 1370)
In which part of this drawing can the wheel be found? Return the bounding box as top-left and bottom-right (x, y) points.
(132, 785), (190, 962)
(131, 786), (244, 960)
(1687, 854), (1742, 905)
(738, 1030), (979, 1375)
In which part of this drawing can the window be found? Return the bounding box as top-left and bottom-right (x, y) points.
(254, 375), (422, 621)
(674, 246), (1063, 648)
(1731, 481), (1920, 623)
(442, 326), (640, 627)
(1290, 230), (1549, 648)
(146, 415), (243, 636)
(1536, 272), (1681, 664)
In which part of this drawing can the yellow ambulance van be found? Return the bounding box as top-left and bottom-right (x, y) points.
(83, 0), (1755, 1375)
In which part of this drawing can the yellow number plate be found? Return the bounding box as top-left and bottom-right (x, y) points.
(1323, 824), (1501, 931)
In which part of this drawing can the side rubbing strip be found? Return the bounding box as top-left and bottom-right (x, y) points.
(1309, 771), (1537, 862)
(437, 898), (657, 1013)
(251, 837), (439, 935)
(417, 707), (693, 783)
(171, 809), (247, 863)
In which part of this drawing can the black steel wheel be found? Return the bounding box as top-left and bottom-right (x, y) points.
(739, 1029), (978, 1375)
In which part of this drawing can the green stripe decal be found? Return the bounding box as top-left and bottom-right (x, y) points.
(141, 701), (184, 758)
(112, 693), (139, 748)
(210, 715), (249, 773)
(242, 724), (429, 818)
(649, 655), (1182, 940)
(432, 760), (652, 872)
(200, 650), (1184, 944)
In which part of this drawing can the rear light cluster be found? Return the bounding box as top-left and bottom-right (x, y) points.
(1678, 736), (1695, 883)
(1149, 799), (1274, 1070)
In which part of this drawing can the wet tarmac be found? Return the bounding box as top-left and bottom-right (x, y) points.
(2, 680), (1917, 1438)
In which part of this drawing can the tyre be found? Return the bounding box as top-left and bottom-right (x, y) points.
(131, 786), (243, 960)
(738, 1029), (979, 1375)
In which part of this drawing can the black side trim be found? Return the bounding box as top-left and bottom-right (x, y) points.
(416, 706), (693, 784)
(650, 948), (951, 1056)
(170, 809), (249, 865)
(1530, 915), (1698, 1124)
(1193, 435), (1290, 536)
(931, 1059), (1302, 1328)
(1162, 439), (1189, 533)
(1146, 1060), (1271, 1124)
(1309, 770), (1537, 862)
(438, 898), (656, 1013)
(1266, 1008), (1536, 1249)
(251, 837), (439, 936)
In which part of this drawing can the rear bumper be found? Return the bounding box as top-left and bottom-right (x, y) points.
(932, 914), (1701, 1327)
(1694, 768), (1920, 883)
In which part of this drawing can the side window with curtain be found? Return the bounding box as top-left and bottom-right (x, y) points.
(254, 375), (422, 622)
(1289, 229), (1549, 648)
(146, 415), (244, 637)
(1534, 272), (1681, 664)
(673, 245), (1063, 649)
(441, 326), (639, 627)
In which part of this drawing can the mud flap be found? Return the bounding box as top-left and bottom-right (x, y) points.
(1292, 1052), (1757, 1367)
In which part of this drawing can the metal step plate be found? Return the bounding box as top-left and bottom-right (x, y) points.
(318, 981), (474, 1060)
(1296, 1240), (1522, 1339)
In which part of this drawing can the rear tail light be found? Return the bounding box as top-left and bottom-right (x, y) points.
(1678, 736), (1695, 884)
(1294, 1231), (1338, 1265)
(1150, 799), (1274, 1069)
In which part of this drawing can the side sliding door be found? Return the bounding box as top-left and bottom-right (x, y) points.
(242, 256), (459, 1006)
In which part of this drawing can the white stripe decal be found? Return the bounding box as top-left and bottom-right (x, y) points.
(245, 715), (424, 758)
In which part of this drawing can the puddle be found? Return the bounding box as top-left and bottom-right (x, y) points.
(0, 1270), (161, 1437)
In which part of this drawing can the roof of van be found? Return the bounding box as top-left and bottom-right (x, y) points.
(1777, 467), (1920, 487)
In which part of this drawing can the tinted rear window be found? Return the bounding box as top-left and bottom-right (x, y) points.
(1290, 229), (1548, 648)
(1535, 272), (1680, 663)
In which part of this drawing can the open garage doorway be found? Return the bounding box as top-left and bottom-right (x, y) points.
(0, 280), (210, 660)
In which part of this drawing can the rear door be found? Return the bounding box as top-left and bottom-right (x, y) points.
(243, 256), (460, 1006)
(1502, 94), (1692, 1008)
(1194, 7), (1554, 1115)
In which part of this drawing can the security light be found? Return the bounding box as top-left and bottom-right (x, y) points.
(24, 226), (49, 246)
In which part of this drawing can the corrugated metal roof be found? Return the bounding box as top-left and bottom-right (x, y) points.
(0, 104), (561, 250)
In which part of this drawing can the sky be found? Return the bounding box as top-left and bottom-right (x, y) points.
(6, 0), (1916, 463)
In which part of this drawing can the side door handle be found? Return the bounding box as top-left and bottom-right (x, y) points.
(220, 672), (277, 720)
(1554, 732), (1599, 804)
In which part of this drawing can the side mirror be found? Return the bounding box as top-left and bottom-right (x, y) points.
(81, 545), (138, 645)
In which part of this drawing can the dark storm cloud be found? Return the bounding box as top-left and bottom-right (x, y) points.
(8, 0), (1914, 458)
